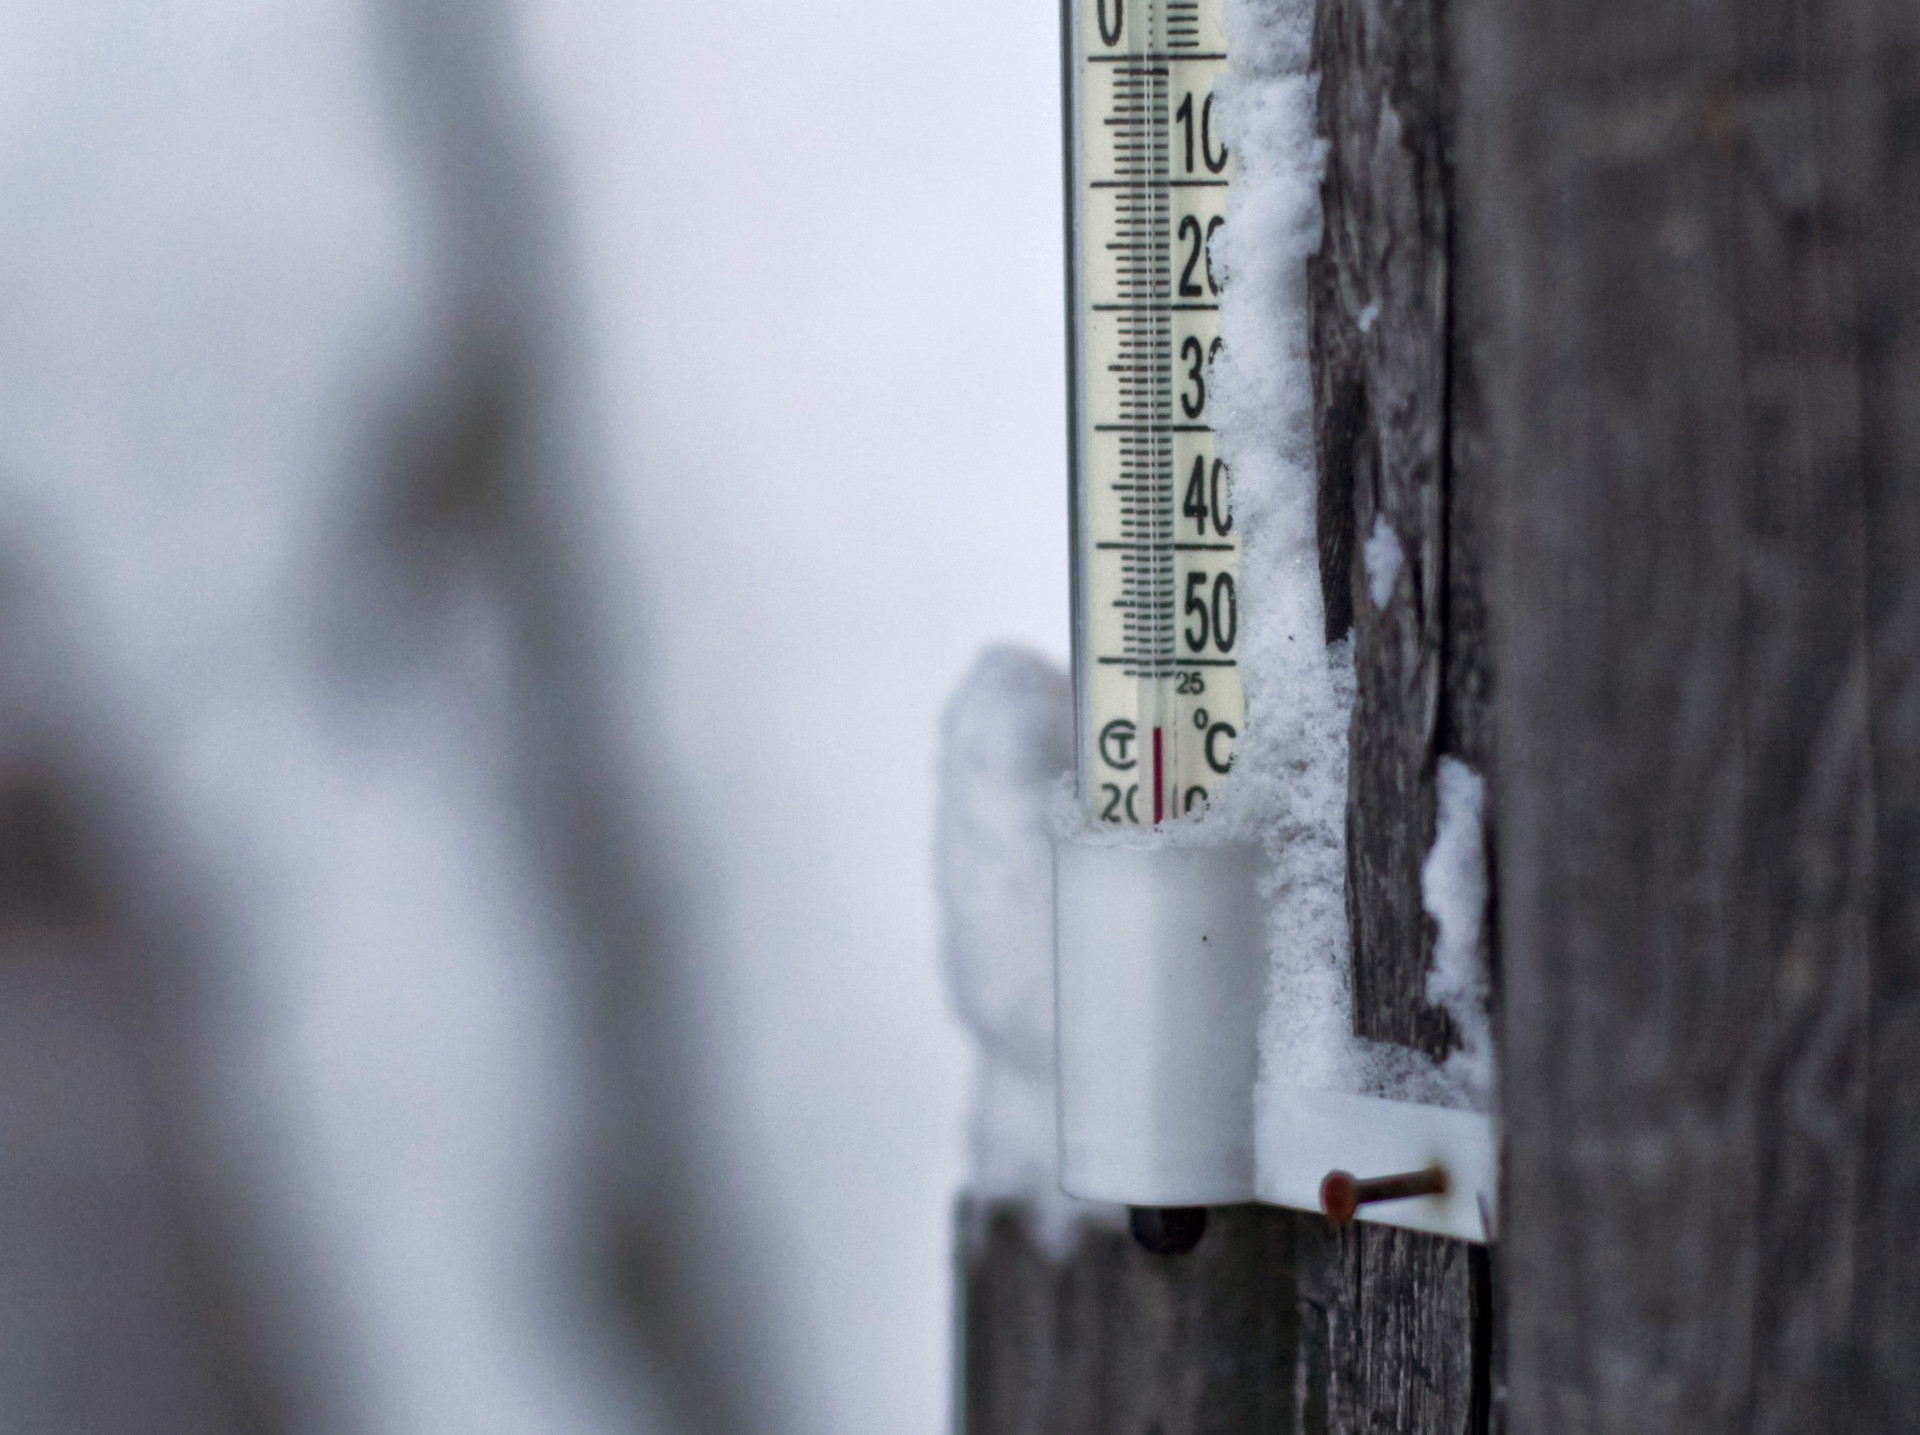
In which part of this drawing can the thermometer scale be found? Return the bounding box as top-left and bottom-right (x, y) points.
(1065, 0), (1241, 825)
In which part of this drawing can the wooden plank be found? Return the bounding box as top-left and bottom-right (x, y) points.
(1303, 0), (1490, 1431)
(1844, 4), (1920, 1429)
(1291, 1222), (1485, 1435)
(1311, 0), (1456, 1059)
(1450, 0), (1920, 1427)
(960, 1202), (1300, 1435)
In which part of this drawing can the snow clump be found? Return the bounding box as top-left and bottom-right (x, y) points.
(936, 645), (1120, 1252)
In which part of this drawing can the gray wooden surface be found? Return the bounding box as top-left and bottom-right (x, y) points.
(959, 1203), (1300, 1435)
(1291, 1223), (1487, 1435)
(1853, 8), (1920, 1418)
(1452, 0), (1920, 1428)
(1310, 0), (1457, 1061)
(1304, 0), (1491, 1430)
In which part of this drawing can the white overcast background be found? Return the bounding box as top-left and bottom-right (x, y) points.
(0, 1), (1069, 1433)
(551, 0), (1071, 1428)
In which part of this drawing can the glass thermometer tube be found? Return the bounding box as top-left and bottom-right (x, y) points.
(1065, 0), (1241, 826)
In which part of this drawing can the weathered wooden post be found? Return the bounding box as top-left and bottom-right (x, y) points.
(1452, 0), (1920, 1428)
(1294, 0), (1494, 1425)
(960, 1202), (1299, 1433)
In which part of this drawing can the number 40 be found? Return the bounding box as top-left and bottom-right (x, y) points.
(1182, 455), (1232, 536)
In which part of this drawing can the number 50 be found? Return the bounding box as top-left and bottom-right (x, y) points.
(1184, 571), (1238, 653)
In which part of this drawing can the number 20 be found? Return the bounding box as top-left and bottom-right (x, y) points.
(1179, 215), (1225, 298)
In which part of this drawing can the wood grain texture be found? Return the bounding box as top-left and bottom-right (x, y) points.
(959, 1203), (1299, 1435)
(1852, 4), (1920, 1421)
(1302, 0), (1492, 1432)
(1451, 0), (1920, 1427)
(1292, 1221), (1485, 1435)
(1310, 0), (1457, 1060)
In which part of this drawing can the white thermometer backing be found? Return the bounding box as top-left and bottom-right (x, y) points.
(1065, 0), (1241, 825)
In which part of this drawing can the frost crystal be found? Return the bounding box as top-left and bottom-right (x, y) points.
(1363, 515), (1404, 609)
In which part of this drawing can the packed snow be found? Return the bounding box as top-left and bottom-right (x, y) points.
(1364, 515), (1405, 609)
(937, 647), (1120, 1251)
(1422, 758), (1494, 1108)
(1217, 0), (1494, 1115)
(1208, 0), (1365, 1107)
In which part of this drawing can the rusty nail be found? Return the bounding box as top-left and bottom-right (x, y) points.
(1319, 1165), (1448, 1223)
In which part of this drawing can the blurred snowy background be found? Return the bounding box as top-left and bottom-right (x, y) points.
(0, 1), (1069, 1432)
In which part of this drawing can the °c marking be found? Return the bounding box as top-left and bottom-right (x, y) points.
(1100, 718), (1139, 770)
(1205, 721), (1236, 774)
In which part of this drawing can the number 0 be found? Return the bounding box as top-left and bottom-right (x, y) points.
(1097, 0), (1123, 46)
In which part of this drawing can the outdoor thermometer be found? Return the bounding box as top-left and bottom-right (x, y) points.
(1065, 0), (1240, 825)
(1053, 0), (1499, 1243)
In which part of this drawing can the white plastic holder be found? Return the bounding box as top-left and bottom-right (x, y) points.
(1053, 834), (1265, 1206)
(1053, 831), (1498, 1243)
(1257, 1084), (1499, 1244)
